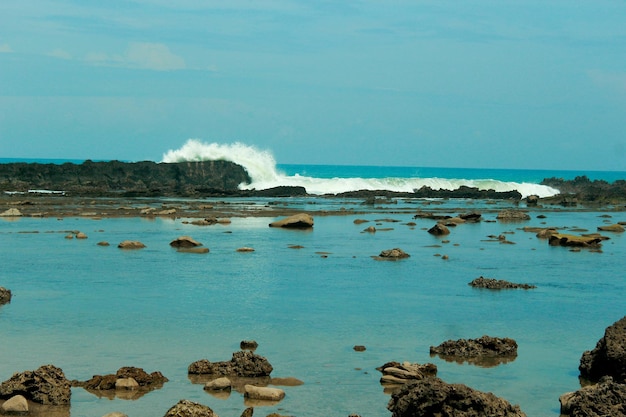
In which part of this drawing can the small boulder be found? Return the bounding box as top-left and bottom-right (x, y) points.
(236, 247), (255, 252)
(377, 361), (437, 386)
(115, 377), (139, 390)
(376, 248), (410, 260)
(428, 223), (450, 235)
(117, 240), (146, 249)
(269, 213), (314, 229)
(430, 335), (518, 367)
(163, 399), (217, 417)
(204, 377), (232, 391)
(0, 394), (28, 414)
(243, 385), (285, 402)
(548, 233), (603, 248)
(0, 287), (11, 305)
(597, 224), (625, 232)
(76, 232), (88, 239)
(240, 340), (259, 351)
(170, 236), (203, 248)
(188, 351), (273, 377)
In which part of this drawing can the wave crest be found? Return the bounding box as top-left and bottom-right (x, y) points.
(162, 139), (559, 198)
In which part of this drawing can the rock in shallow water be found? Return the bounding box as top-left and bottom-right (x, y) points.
(579, 315), (626, 383)
(0, 364), (71, 405)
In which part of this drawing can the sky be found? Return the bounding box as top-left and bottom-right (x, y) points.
(0, 1), (625, 170)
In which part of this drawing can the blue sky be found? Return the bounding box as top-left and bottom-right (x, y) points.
(1, 1), (625, 170)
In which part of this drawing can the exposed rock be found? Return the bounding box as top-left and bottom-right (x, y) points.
(243, 385), (285, 402)
(548, 233), (603, 248)
(375, 248), (410, 260)
(579, 316), (626, 383)
(236, 247), (255, 252)
(0, 208), (22, 217)
(541, 176), (626, 204)
(117, 240), (146, 249)
(469, 276), (536, 290)
(526, 195), (539, 206)
(377, 361), (437, 386)
(430, 335), (518, 367)
(459, 212), (482, 222)
(115, 378), (139, 390)
(598, 223), (625, 232)
(240, 340), (259, 351)
(204, 377), (232, 391)
(0, 287), (11, 305)
(560, 376), (626, 417)
(269, 213), (314, 229)
(363, 226), (376, 233)
(353, 345), (366, 352)
(387, 377), (526, 417)
(0, 364), (71, 405)
(412, 185), (522, 200)
(76, 232), (88, 239)
(427, 223), (450, 235)
(169, 236), (203, 248)
(103, 413), (128, 417)
(535, 228), (558, 239)
(163, 399), (217, 417)
(73, 367), (168, 391)
(188, 351), (273, 377)
(240, 408), (253, 417)
(97, 241), (110, 246)
(496, 210), (531, 221)
(0, 394), (28, 414)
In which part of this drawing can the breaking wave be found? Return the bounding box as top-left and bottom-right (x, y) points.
(162, 139), (560, 198)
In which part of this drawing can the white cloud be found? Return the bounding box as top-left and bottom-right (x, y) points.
(0, 43), (13, 53)
(84, 42), (186, 71)
(47, 49), (72, 60)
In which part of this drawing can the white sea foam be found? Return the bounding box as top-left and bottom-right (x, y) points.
(162, 139), (560, 198)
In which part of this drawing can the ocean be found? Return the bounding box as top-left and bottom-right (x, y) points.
(1, 142), (625, 417)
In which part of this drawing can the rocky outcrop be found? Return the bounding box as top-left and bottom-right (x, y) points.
(0, 364), (71, 405)
(269, 213), (314, 229)
(427, 223), (450, 235)
(163, 399), (217, 417)
(469, 276), (536, 290)
(548, 233), (603, 248)
(188, 351), (273, 377)
(541, 176), (626, 204)
(579, 316), (626, 383)
(0, 208), (22, 217)
(598, 223), (625, 232)
(387, 377), (526, 417)
(377, 361), (437, 386)
(0, 160), (251, 197)
(560, 376), (626, 417)
(374, 248), (410, 260)
(0, 287), (11, 305)
(430, 336), (518, 367)
(169, 236), (203, 248)
(331, 187), (522, 200)
(72, 367), (168, 392)
(496, 210), (530, 221)
(117, 240), (146, 249)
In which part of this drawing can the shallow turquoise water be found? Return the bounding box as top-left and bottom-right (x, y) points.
(1, 203), (625, 417)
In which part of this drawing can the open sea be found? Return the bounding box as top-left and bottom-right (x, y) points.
(1, 143), (626, 417)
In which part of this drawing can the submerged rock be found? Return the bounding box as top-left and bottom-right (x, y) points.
(0, 364), (71, 405)
(579, 316), (626, 383)
(496, 210), (531, 221)
(597, 223), (625, 232)
(374, 248), (410, 260)
(469, 276), (536, 290)
(387, 377), (526, 417)
(117, 240), (146, 249)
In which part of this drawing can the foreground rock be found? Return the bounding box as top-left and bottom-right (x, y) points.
(469, 276), (536, 290)
(0, 287), (11, 305)
(560, 376), (626, 417)
(72, 367), (168, 392)
(188, 351), (273, 377)
(163, 399), (217, 417)
(430, 336), (518, 367)
(0, 364), (71, 405)
(0, 394), (28, 414)
(377, 361), (437, 386)
(387, 377), (526, 417)
(579, 316), (626, 383)
(269, 213), (314, 229)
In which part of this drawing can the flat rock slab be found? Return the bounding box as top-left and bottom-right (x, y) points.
(269, 213), (314, 228)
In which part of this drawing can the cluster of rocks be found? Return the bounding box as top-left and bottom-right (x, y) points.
(188, 350), (274, 378)
(71, 366), (168, 394)
(541, 176), (626, 205)
(0, 287), (10, 305)
(469, 276), (536, 290)
(429, 336), (518, 367)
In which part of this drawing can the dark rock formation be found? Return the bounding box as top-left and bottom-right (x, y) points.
(387, 377), (526, 417)
(0, 364), (71, 405)
(541, 176), (626, 204)
(0, 160), (251, 197)
(169, 236), (203, 248)
(331, 187), (522, 200)
(459, 212), (482, 222)
(0, 286), (11, 305)
(469, 276), (536, 290)
(163, 399), (217, 417)
(188, 351), (273, 377)
(427, 223), (450, 235)
(374, 248), (410, 260)
(560, 376), (626, 417)
(430, 336), (518, 367)
(579, 316), (626, 383)
(240, 340), (258, 351)
(72, 367), (168, 391)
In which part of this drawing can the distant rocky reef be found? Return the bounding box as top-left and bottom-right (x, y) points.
(0, 160), (252, 197)
(541, 176), (626, 205)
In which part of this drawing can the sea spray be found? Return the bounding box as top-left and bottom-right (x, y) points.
(162, 139), (560, 198)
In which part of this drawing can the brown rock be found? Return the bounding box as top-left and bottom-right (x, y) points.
(188, 351), (273, 377)
(170, 236), (203, 248)
(579, 316), (626, 383)
(597, 223), (625, 232)
(428, 223), (450, 235)
(496, 210), (531, 221)
(560, 376), (626, 417)
(469, 276), (536, 290)
(548, 233), (603, 247)
(163, 399), (217, 417)
(430, 335), (518, 367)
(117, 240), (146, 249)
(0, 364), (71, 405)
(0, 287), (11, 305)
(269, 213), (314, 228)
(376, 248), (410, 260)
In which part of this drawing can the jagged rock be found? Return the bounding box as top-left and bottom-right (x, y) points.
(163, 399), (217, 417)
(377, 361), (437, 385)
(428, 223), (450, 235)
(598, 223), (625, 232)
(73, 367), (168, 391)
(387, 377), (526, 417)
(0, 364), (71, 405)
(469, 276), (536, 290)
(0, 287), (11, 305)
(269, 213), (314, 229)
(188, 351), (273, 377)
(496, 210), (531, 221)
(170, 236), (203, 248)
(560, 376), (626, 417)
(375, 248), (410, 260)
(117, 240), (146, 249)
(243, 385), (285, 401)
(0, 394), (28, 414)
(548, 233), (603, 248)
(579, 316), (626, 383)
(430, 335), (518, 366)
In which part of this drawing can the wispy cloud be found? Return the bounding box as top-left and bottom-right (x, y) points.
(0, 43), (13, 53)
(85, 42), (186, 71)
(47, 48), (72, 60)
